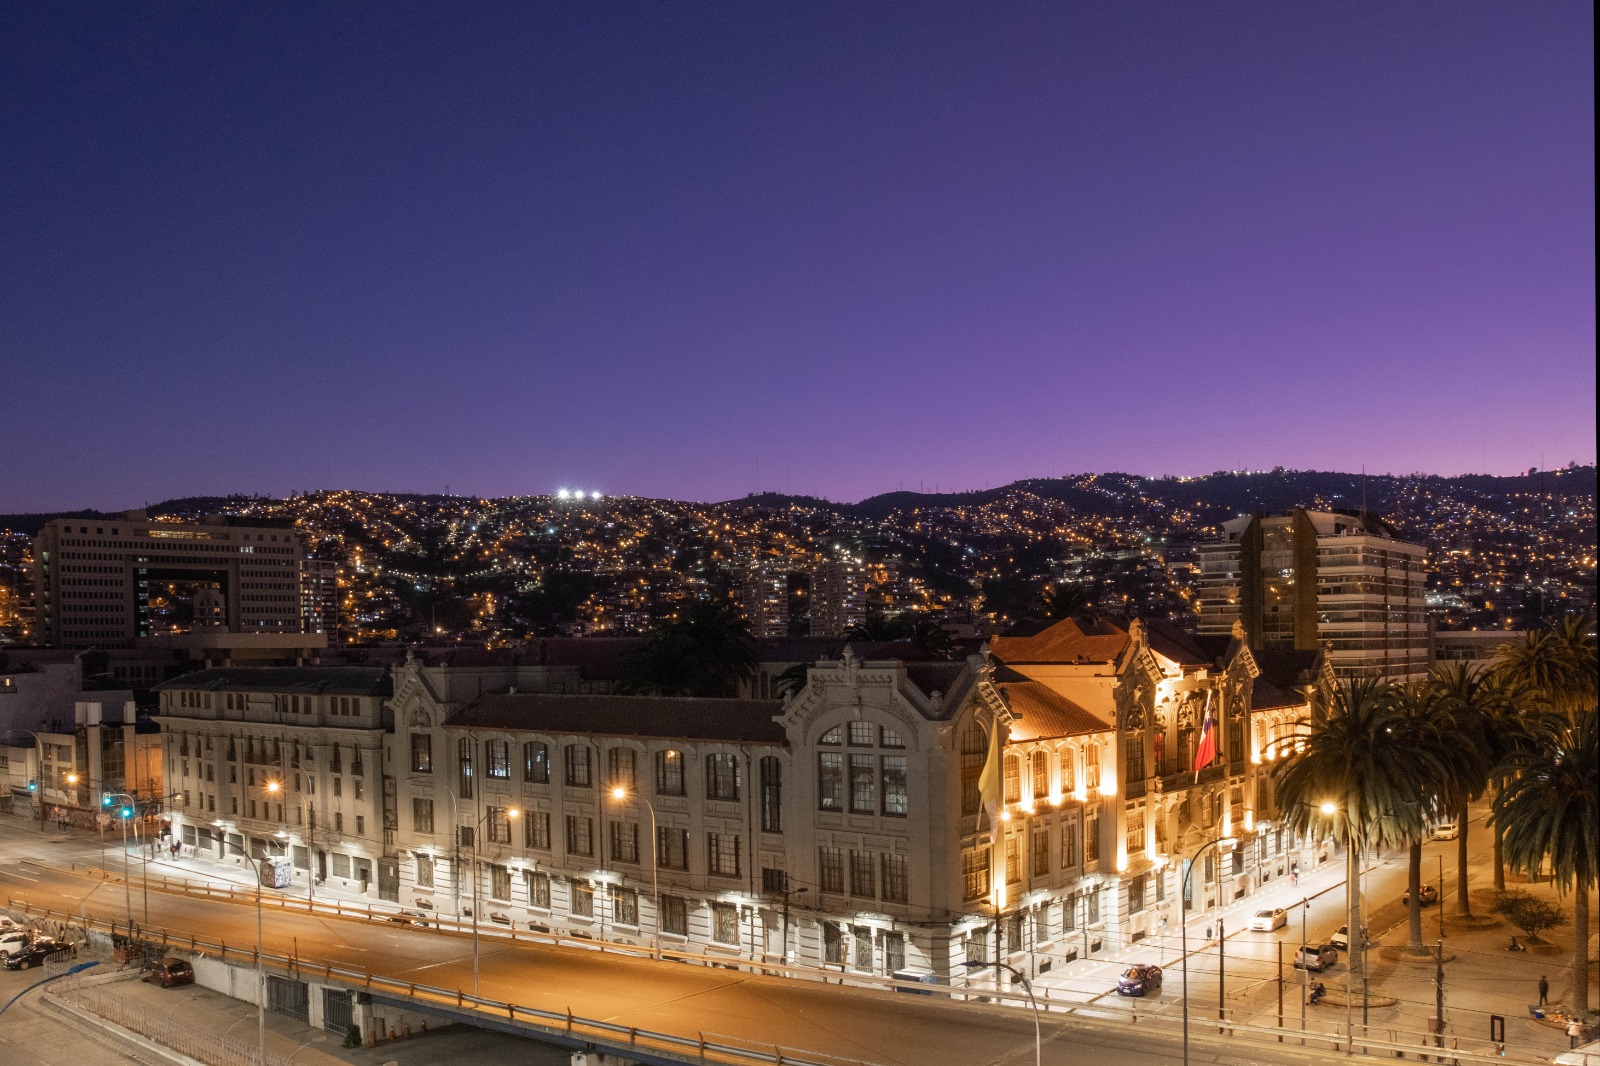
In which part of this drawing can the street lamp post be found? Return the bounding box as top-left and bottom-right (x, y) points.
(1180, 836), (1236, 1066)
(608, 787), (660, 958)
(961, 960), (1040, 1066)
(466, 805), (519, 998)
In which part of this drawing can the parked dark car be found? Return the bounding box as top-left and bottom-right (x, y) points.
(143, 958), (195, 988)
(3, 939), (63, 970)
(1117, 964), (1163, 996)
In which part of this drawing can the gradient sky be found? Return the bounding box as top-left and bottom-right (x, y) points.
(2, 2), (1594, 511)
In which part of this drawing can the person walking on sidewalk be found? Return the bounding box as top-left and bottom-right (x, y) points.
(1539, 975), (1549, 1007)
(1569, 1018), (1584, 1048)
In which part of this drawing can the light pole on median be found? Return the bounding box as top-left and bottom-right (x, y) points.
(1180, 835), (1236, 1066)
(608, 786), (660, 959)
(466, 805), (520, 998)
(962, 960), (1040, 1066)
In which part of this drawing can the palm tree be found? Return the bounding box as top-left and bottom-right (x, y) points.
(845, 613), (907, 644)
(1427, 664), (1512, 917)
(904, 618), (955, 658)
(1490, 710), (1598, 1014)
(1391, 682), (1472, 952)
(1275, 677), (1436, 980)
(617, 600), (757, 698)
(1493, 615), (1597, 722)
(1042, 581), (1096, 621)
(774, 661), (813, 700)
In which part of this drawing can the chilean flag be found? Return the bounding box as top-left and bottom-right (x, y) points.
(1192, 690), (1216, 780)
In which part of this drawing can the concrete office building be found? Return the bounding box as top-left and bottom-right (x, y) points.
(301, 558), (339, 639)
(1195, 509), (1428, 681)
(33, 514), (308, 648)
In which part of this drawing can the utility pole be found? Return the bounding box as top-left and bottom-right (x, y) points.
(1217, 916), (1226, 1033)
(1277, 941), (1284, 1042)
(1433, 940), (1445, 1058)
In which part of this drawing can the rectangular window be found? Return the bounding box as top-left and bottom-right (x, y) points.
(819, 847), (845, 893)
(762, 867), (788, 894)
(657, 826), (689, 870)
(1063, 895), (1076, 931)
(817, 752), (843, 811)
(1129, 874), (1146, 914)
(655, 750), (685, 796)
(610, 885), (638, 926)
(824, 922), (845, 964)
(563, 745), (592, 788)
(884, 932), (906, 973)
(486, 805), (512, 845)
(759, 756), (782, 833)
(1127, 813), (1145, 854)
(1005, 836), (1021, 883)
(961, 847), (990, 901)
(458, 738), (473, 800)
(881, 854), (908, 903)
(524, 811), (551, 850)
(1031, 826), (1050, 877)
(1031, 750), (1049, 799)
(523, 741), (549, 784)
(852, 926), (874, 971)
(705, 753), (739, 801)
(570, 879), (594, 917)
(1086, 745), (1101, 790)
(881, 755), (907, 817)
(708, 832), (741, 878)
(607, 747), (636, 789)
(1003, 755), (1020, 804)
(609, 821), (639, 864)
(1125, 735), (1145, 782)
(565, 815), (594, 857)
(849, 754), (876, 814)
(415, 852), (434, 888)
(661, 894), (688, 936)
(711, 902), (739, 945)
(490, 864), (511, 901)
(849, 851), (875, 897)
(524, 869), (550, 908)
(1085, 813), (1100, 865)
(485, 740), (510, 779)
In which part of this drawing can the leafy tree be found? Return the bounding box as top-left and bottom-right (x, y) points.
(1490, 710), (1598, 1013)
(904, 618), (955, 658)
(1491, 890), (1569, 941)
(845, 613), (906, 643)
(1275, 677), (1436, 980)
(1042, 581), (1097, 621)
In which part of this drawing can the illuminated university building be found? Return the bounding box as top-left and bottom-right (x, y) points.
(153, 618), (1332, 984)
(1194, 509), (1428, 681)
(33, 514), (307, 648)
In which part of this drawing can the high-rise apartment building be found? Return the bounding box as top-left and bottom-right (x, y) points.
(810, 561), (865, 638)
(33, 514), (306, 648)
(1195, 509), (1428, 680)
(301, 558), (339, 639)
(741, 565), (810, 638)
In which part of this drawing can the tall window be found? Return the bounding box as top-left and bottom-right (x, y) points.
(882, 755), (907, 817)
(661, 895), (688, 935)
(608, 747), (636, 790)
(705, 754), (739, 801)
(1086, 744), (1101, 790)
(1126, 813), (1145, 854)
(960, 722), (986, 817)
(852, 926), (874, 971)
(961, 847), (989, 901)
(523, 741), (549, 784)
(1063, 820), (1080, 868)
(524, 811), (551, 850)
(524, 869), (550, 908)
(849, 851), (875, 897)
(849, 754), (876, 814)
(609, 821), (639, 864)
(818, 752), (844, 811)
(657, 826), (689, 870)
(1031, 825), (1050, 876)
(564, 745), (592, 788)
(565, 815), (594, 856)
(410, 733), (431, 773)
(1085, 812), (1100, 865)
(610, 885), (638, 925)
(457, 738), (473, 799)
(490, 864), (511, 901)
(759, 757), (782, 833)
(1125, 735), (1145, 783)
(825, 922), (845, 964)
(881, 854), (908, 903)
(486, 805), (512, 844)
(819, 847), (845, 893)
(1031, 750), (1049, 799)
(1003, 754), (1021, 804)
(412, 797), (434, 833)
(485, 740), (510, 779)
(655, 750), (685, 796)
(708, 832), (741, 877)
(711, 902), (738, 944)
(570, 879), (594, 917)
(1129, 874), (1146, 914)
(1005, 835), (1021, 883)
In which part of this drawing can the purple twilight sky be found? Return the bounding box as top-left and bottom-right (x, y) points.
(1, 2), (1594, 511)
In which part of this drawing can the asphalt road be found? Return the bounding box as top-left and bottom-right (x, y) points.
(0, 850), (1361, 1066)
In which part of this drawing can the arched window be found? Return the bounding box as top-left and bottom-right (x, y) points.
(655, 750), (685, 796)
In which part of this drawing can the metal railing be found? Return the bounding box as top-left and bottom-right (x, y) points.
(53, 980), (300, 1066)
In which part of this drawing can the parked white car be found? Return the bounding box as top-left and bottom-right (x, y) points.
(1431, 822), (1459, 841)
(0, 916), (24, 934)
(0, 931), (33, 957)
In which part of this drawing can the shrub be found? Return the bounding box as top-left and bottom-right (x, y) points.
(1491, 890), (1569, 941)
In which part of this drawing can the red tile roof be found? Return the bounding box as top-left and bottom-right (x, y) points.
(990, 616), (1129, 665)
(997, 681), (1109, 739)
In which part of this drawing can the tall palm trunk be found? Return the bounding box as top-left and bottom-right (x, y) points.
(1571, 887), (1591, 1015)
(1347, 839), (1365, 982)
(1493, 813), (1506, 892)
(1407, 838), (1425, 950)
(1455, 799), (1473, 917)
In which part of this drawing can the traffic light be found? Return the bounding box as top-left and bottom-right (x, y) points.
(120, 805), (133, 818)
(102, 794), (113, 808)
(27, 779), (37, 792)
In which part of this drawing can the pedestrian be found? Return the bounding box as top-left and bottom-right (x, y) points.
(1569, 1018), (1584, 1049)
(1539, 975), (1549, 1007)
